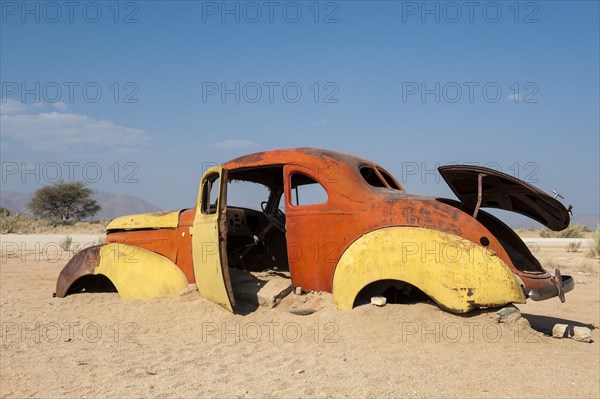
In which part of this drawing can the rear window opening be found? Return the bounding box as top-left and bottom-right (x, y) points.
(290, 173), (328, 206)
(354, 280), (430, 307)
(361, 167), (386, 188)
(360, 166), (402, 190)
(378, 168), (402, 190)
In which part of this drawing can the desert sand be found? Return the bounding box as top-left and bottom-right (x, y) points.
(1, 234), (598, 398)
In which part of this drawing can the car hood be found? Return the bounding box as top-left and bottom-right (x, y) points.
(438, 165), (570, 231)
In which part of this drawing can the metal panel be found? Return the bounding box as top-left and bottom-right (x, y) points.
(192, 167), (235, 312)
(333, 227), (526, 312)
(106, 210), (181, 231)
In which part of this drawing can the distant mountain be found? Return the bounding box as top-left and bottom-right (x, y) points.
(0, 190), (162, 220)
(90, 191), (163, 219)
(572, 214), (600, 230)
(506, 214), (599, 231)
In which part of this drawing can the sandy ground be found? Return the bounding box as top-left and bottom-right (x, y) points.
(0, 235), (599, 398)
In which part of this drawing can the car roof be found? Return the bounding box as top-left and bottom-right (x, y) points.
(223, 147), (372, 170)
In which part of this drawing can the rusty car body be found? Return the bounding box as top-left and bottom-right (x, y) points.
(56, 148), (574, 313)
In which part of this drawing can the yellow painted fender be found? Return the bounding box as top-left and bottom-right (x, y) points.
(106, 210), (180, 231)
(332, 227), (526, 313)
(94, 243), (188, 299)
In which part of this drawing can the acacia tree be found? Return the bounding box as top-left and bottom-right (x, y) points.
(28, 181), (101, 222)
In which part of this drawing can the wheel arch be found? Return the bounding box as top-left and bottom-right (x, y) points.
(331, 226), (526, 313)
(56, 243), (189, 299)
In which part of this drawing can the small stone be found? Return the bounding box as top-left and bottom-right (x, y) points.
(552, 323), (570, 338)
(371, 296), (387, 307)
(552, 324), (593, 343)
(573, 327), (592, 343)
(294, 286), (303, 295)
(257, 279), (292, 308)
(296, 369), (305, 375)
(496, 305), (522, 323)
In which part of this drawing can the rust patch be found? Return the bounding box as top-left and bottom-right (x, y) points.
(55, 245), (101, 297)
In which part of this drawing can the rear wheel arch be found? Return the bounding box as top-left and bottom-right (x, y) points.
(353, 278), (432, 307)
(331, 226), (526, 313)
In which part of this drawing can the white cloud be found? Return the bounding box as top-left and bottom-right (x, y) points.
(1, 100), (148, 151)
(52, 101), (68, 111)
(214, 139), (258, 151)
(312, 120), (328, 126)
(506, 94), (523, 102)
(0, 98), (30, 115)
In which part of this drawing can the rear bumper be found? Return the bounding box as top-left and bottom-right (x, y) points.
(528, 275), (574, 301)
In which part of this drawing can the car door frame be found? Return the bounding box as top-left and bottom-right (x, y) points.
(192, 166), (235, 312)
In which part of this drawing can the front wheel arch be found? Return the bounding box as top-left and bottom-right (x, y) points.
(56, 243), (189, 299)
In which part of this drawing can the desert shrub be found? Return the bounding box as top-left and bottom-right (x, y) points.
(566, 241), (582, 252)
(573, 259), (599, 274)
(587, 225), (600, 258)
(59, 235), (73, 251)
(540, 223), (586, 238)
(0, 213), (22, 234)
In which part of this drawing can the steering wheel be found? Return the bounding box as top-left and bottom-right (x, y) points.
(261, 201), (286, 232)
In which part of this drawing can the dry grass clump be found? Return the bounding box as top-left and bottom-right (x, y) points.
(59, 235), (73, 251)
(0, 212), (109, 234)
(587, 225), (600, 258)
(566, 241), (582, 252)
(572, 259), (600, 274)
(540, 223), (587, 238)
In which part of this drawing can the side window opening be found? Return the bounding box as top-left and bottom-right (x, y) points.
(378, 168), (403, 191)
(291, 173), (328, 206)
(201, 173), (220, 214)
(360, 167), (386, 188)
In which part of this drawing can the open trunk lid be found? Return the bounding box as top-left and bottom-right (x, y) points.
(438, 165), (570, 231)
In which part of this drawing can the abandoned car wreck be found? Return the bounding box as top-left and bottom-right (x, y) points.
(56, 148), (574, 313)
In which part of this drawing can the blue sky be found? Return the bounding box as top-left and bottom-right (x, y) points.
(1, 1), (598, 226)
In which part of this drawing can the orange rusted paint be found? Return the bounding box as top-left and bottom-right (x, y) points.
(104, 209), (196, 284)
(106, 229), (179, 263)
(62, 148), (572, 307)
(175, 208), (195, 283)
(223, 148), (570, 298)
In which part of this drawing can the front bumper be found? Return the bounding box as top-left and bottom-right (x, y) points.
(528, 274), (574, 302)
